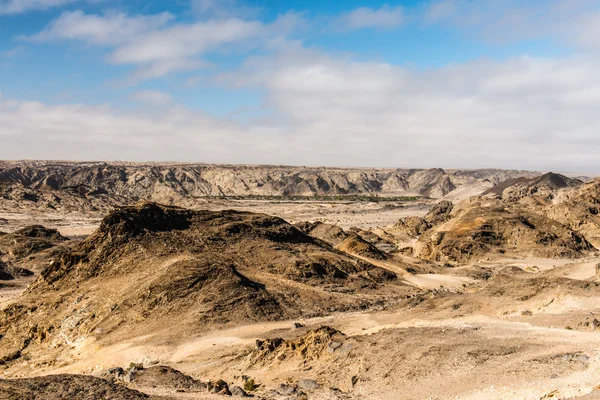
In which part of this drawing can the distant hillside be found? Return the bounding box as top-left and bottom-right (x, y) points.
(0, 162), (540, 206)
(483, 172), (583, 199)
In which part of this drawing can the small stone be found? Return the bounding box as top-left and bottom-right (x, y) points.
(108, 367), (124, 380)
(230, 386), (248, 397)
(124, 369), (135, 383)
(297, 379), (320, 391)
(277, 383), (297, 395)
(327, 341), (342, 353)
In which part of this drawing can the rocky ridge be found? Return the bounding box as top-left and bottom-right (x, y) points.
(0, 162), (541, 211)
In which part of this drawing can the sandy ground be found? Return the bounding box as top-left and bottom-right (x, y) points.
(0, 210), (102, 238)
(213, 199), (432, 229)
(0, 199), (431, 237)
(24, 269), (600, 400)
(4, 255), (600, 399)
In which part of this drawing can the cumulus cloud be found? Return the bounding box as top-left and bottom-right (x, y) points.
(109, 18), (264, 78)
(0, 97), (282, 162)
(0, 0), (74, 14)
(27, 10), (302, 81)
(334, 4), (404, 30)
(6, 0), (600, 170)
(215, 50), (600, 170)
(419, 0), (600, 49)
(25, 10), (174, 46)
(3, 51), (600, 171)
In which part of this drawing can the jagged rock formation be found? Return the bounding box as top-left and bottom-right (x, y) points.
(295, 221), (391, 259)
(347, 226), (397, 253)
(248, 326), (345, 366)
(545, 178), (600, 247)
(0, 162), (540, 209)
(0, 375), (152, 400)
(393, 200), (454, 238)
(483, 172), (583, 204)
(294, 221), (349, 246)
(0, 204), (410, 368)
(0, 226), (69, 281)
(335, 234), (389, 261)
(413, 200), (593, 264)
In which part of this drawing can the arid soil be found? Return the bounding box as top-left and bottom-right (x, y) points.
(2, 165), (600, 400)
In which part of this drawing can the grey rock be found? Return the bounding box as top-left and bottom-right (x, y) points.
(277, 383), (297, 395)
(327, 341), (343, 353)
(124, 369), (135, 383)
(230, 386), (249, 397)
(297, 379), (320, 391)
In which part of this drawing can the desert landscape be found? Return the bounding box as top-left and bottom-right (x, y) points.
(0, 162), (600, 399)
(4, 0), (600, 397)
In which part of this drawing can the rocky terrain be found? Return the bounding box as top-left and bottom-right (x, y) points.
(0, 162), (540, 211)
(482, 172), (584, 203)
(2, 163), (600, 399)
(0, 374), (153, 400)
(0, 203), (416, 374)
(545, 179), (600, 248)
(412, 198), (593, 264)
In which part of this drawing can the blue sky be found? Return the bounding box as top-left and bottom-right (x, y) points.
(1, 0), (600, 171)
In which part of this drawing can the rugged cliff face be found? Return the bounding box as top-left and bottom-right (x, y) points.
(0, 161), (539, 204)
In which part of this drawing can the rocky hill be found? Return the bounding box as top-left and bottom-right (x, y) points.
(483, 172), (583, 204)
(545, 178), (600, 247)
(0, 162), (540, 208)
(412, 199), (593, 264)
(0, 203), (413, 368)
(0, 226), (70, 295)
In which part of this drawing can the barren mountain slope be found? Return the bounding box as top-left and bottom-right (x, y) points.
(0, 203), (414, 370)
(413, 199), (593, 264)
(0, 226), (73, 307)
(0, 162), (540, 206)
(483, 172), (583, 205)
(393, 200), (454, 238)
(546, 178), (600, 247)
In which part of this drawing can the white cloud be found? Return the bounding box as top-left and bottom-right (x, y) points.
(419, 0), (600, 49)
(422, 0), (456, 24)
(109, 18), (264, 73)
(334, 4), (404, 30)
(130, 90), (173, 105)
(3, 52), (600, 171)
(6, 0), (600, 171)
(216, 49), (600, 170)
(0, 0), (75, 14)
(26, 10), (174, 46)
(0, 97), (281, 162)
(27, 10), (302, 81)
